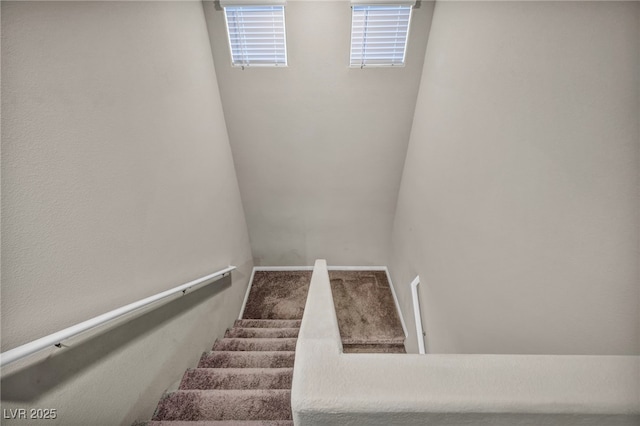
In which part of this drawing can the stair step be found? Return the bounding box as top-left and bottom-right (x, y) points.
(152, 390), (292, 421)
(235, 319), (301, 329)
(342, 336), (405, 345)
(343, 343), (406, 354)
(199, 351), (295, 369)
(225, 328), (299, 339)
(145, 421), (294, 426)
(213, 338), (297, 352)
(180, 368), (293, 390)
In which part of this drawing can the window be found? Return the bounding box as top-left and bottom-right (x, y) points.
(350, 4), (413, 68)
(224, 5), (287, 67)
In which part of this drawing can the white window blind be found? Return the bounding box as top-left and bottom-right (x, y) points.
(350, 4), (412, 67)
(224, 5), (287, 67)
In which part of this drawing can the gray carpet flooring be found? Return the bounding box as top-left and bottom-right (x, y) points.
(329, 270), (406, 353)
(242, 271), (312, 320)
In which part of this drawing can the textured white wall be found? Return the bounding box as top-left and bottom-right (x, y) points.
(1, 1), (253, 424)
(390, 1), (640, 355)
(204, 0), (434, 266)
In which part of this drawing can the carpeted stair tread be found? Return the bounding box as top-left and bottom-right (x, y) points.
(212, 337), (298, 351)
(225, 328), (299, 339)
(343, 343), (406, 353)
(213, 338), (297, 352)
(199, 351), (295, 369)
(180, 368), (293, 390)
(152, 390), (292, 421)
(145, 421), (294, 426)
(235, 319), (301, 329)
(341, 336), (405, 345)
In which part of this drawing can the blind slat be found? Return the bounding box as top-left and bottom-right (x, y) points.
(225, 5), (287, 67)
(350, 4), (412, 67)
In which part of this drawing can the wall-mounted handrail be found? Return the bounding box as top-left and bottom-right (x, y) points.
(410, 275), (426, 354)
(0, 265), (236, 368)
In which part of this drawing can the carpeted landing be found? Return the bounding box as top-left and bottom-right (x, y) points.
(330, 270), (406, 354)
(142, 272), (311, 426)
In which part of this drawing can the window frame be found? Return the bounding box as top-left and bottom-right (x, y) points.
(223, 4), (289, 68)
(349, 3), (414, 68)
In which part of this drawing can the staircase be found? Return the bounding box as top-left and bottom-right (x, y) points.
(143, 271), (312, 426)
(141, 269), (406, 425)
(147, 319), (299, 425)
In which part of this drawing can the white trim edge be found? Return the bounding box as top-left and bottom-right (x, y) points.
(410, 275), (426, 354)
(327, 265), (387, 271)
(253, 266), (314, 271)
(238, 267), (257, 319)
(253, 265), (388, 271)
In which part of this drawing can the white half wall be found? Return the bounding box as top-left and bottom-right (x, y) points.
(204, 0), (434, 266)
(389, 0), (640, 355)
(292, 260), (640, 426)
(1, 1), (253, 424)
